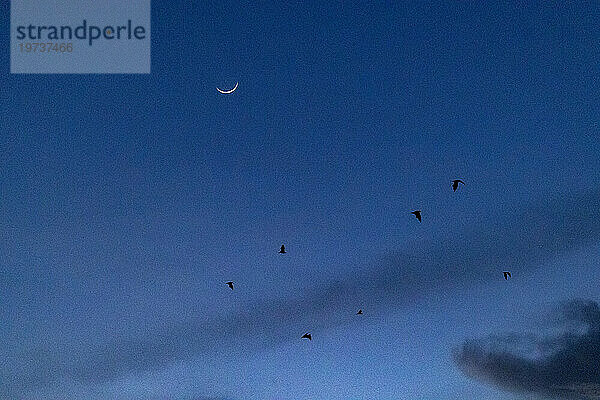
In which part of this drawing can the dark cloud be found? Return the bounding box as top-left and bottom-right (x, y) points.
(6, 190), (600, 392)
(454, 300), (600, 399)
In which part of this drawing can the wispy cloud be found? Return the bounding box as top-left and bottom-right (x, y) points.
(6, 189), (600, 395)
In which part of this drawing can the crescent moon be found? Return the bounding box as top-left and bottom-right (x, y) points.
(216, 82), (239, 94)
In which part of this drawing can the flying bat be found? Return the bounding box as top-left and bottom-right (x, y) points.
(411, 210), (422, 222)
(452, 179), (465, 192)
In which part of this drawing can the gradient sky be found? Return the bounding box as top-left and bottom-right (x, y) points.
(2, 1), (600, 399)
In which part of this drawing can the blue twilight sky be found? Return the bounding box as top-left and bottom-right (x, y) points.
(2, 1), (600, 400)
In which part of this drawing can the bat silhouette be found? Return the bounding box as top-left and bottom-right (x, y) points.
(411, 210), (422, 222)
(452, 179), (465, 192)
